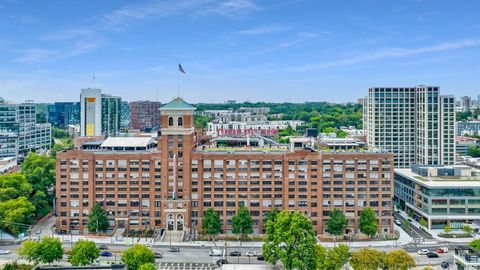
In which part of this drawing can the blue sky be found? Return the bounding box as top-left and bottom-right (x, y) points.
(1, 0), (480, 103)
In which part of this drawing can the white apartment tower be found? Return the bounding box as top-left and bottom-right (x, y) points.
(80, 88), (121, 137)
(363, 86), (455, 168)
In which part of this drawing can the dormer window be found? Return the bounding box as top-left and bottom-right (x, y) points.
(178, 117), (183, 126)
(168, 117), (174, 126)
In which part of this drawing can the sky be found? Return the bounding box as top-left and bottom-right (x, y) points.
(1, 0), (480, 104)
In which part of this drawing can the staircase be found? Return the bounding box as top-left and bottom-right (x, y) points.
(162, 230), (184, 243)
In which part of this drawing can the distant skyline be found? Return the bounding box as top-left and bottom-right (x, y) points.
(1, 0), (480, 103)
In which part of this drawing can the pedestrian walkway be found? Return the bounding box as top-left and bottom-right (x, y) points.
(157, 262), (216, 270)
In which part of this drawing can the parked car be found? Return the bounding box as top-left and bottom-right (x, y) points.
(441, 262), (450, 269)
(153, 252), (163, 258)
(0, 250), (11, 255)
(229, 251), (241, 257)
(216, 259), (228, 267)
(209, 248), (222, 256)
(168, 247), (180, 252)
(427, 252), (439, 258)
(246, 251), (257, 257)
(394, 219), (402, 225)
(99, 245), (109, 250)
(35, 230), (41, 235)
(436, 247), (449, 253)
(417, 249), (429, 255)
(257, 255), (264, 261)
(100, 251), (112, 257)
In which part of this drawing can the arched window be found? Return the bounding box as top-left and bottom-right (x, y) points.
(168, 117), (173, 126)
(178, 117), (183, 126)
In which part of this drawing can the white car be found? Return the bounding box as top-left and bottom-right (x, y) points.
(417, 249), (429, 255)
(209, 248), (222, 256)
(0, 250), (10, 255)
(394, 219), (402, 225)
(246, 251), (258, 257)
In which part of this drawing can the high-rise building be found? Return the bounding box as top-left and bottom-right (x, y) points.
(461, 96), (472, 112)
(129, 101), (161, 131)
(0, 99), (51, 157)
(363, 86), (455, 168)
(48, 102), (80, 127)
(120, 101), (131, 131)
(80, 88), (121, 137)
(56, 97), (394, 238)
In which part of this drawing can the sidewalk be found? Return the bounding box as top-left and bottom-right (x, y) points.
(55, 228), (413, 249)
(397, 210), (476, 243)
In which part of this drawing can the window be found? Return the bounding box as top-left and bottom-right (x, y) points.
(178, 117), (183, 126)
(168, 117), (173, 126)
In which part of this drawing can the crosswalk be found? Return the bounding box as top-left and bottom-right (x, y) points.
(157, 262), (217, 270)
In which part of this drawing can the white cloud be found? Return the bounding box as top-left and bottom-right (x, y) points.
(235, 25), (290, 35)
(290, 39), (480, 71)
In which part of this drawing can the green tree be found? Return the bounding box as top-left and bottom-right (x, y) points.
(349, 248), (385, 270)
(121, 244), (155, 270)
(444, 225), (451, 233)
(0, 173), (32, 201)
(325, 208), (347, 242)
(407, 210), (414, 218)
(468, 145), (480, 157)
(262, 211), (317, 270)
(36, 237), (64, 265)
(263, 208), (281, 264)
(138, 263), (156, 270)
(0, 197), (36, 235)
(193, 115), (211, 128)
(463, 225), (473, 234)
(231, 206), (253, 241)
(201, 208), (221, 242)
(385, 249), (415, 270)
(321, 244), (349, 270)
(359, 208), (377, 238)
(469, 239), (480, 251)
(315, 245), (327, 270)
(21, 153), (55, 195)
(87, 203), (110, 234)
(18, 240), (39, 264)
(68, 240), (100, 266)
(419, 218), (428, 228)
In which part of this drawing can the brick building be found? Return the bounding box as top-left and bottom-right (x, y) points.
(129, 101), (161, 131)
(56, 97), (394, 237)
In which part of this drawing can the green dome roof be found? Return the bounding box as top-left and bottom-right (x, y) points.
(160, 97), (195, 110)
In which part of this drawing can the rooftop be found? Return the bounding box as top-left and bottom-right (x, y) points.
(100, 137), (155, 148)
(160, 97), (195, 110)
(395, 168), (480, 187)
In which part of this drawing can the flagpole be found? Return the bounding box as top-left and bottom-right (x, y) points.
(177, 68), (180, 98)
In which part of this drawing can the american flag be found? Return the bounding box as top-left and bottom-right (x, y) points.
(178, 63), (185, 74)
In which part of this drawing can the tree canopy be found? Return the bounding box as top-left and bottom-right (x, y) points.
(385, 249), (415, 270)
(201, 208), (221, 241)
(231, 206), (253, 241)
(326, 208), (347, 238)
(18, 240), (39, 263)
(262, 211), (317, 270)
(36, 237), (64, 265)
(121, 244), (155, 270)
(87, 203), (110, 234)
(318, 244), (350, 270)
(68, 240), (100, 266)
(350, 248), (385, 270)
(359, 208), (378, 237)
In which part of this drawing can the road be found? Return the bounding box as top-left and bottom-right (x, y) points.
(394, 212), (433, 240)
